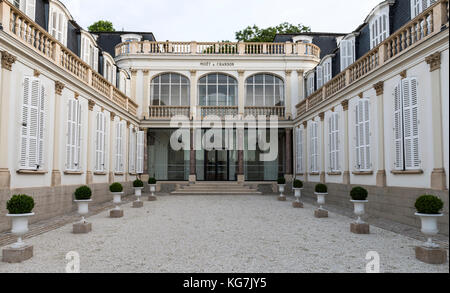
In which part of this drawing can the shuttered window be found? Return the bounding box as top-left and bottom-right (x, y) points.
(20, 77), (45, 170)
(129, 127), (136, 174)
(115, 121), (125, 173)
(394, 78), (420, 170)
(316, 65), (323, 89)
(411, 0), (437, 18)
(323, 58), (332, 84)
(95, 112), (106, 172)
(307, 74), (315, 96)
(340, 39), (355, 71)
(14, 0), (35, 20)
(49, 7), (67, 46)
(310, 122), (319, 173)
(296, 128), (304, 174)
(370, 14), (389, 49)
(66, 98), (82, 171)
(136, 131), (145, 174)
(355, 99), (371, 171)
(328, 113), (340, 172)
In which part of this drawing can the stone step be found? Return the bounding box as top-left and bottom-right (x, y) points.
(171, 190), (262, 195)
(180, 186), (252, 190)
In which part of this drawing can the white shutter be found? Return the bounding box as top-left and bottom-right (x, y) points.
(329, 113), (340, 172)
(394, 84), (404, 169)
(334, 113), (340, 171)
(296, 128), (303, 174)
(363, 99), (371, 170)
(25, 0), (35, 20)
(136, 131), (145, 174)
(310, 122), (319, 173)
(128, 128), (136, 173)
(66, 98), (81, 171)
(115, 121), (125, 173)
(75, 100), (82, 170)
(328, 116), (333, 171)
(355, 102), (361, 170)
(356, 99), (371, 171)
(94, 48), (99, 72)
(29, 78), (40, 169)
(95, 112), (106, 172)
(95, 112), (101, 172)
(20, 77), (32, 169)
(37, 84), (45, 169)
(402, 78), (420, 169)
(316, 66), (323, 88)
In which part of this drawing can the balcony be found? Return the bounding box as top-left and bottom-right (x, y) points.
(0, 0), (138, 116)
(115, 40), (321, 59)
(296, 0), (449, 118)
(149, 106), (190, 119)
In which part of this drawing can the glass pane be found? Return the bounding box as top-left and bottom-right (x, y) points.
(255, 74), (264, 84)
(171, 84), (180, 106)
(218, 74), (228, 84)
(199, 85), (207, 106)
(265, 85), (274, 106)
(228, 76), (237, 85)
(255, 85), (264, 106)
(228, 85), (237, 106)
(180, 85), (189, 106)
(180, 76), (189, 84)
(208, 74), (217, 83)
(265, 74), (274, 84)
(199, 76), (207, 84)
(160, 74), (170, 83)
(218, 85), (227, 106)
(160, 85), (169, 106)
(171, 74), (180, 83)
(247, 76), (254, 84)
(246, 85), (254, 106)
(207, 85), (217, 106)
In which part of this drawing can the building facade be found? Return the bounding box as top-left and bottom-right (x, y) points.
(0, 0), (448, 233)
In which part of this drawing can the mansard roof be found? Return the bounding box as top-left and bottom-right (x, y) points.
(93, 31), (157, 57)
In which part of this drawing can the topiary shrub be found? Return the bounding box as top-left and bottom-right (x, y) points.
(293, 179), (303, 189)
(315, 184), (328, 193)
(415, 195), (444, 215)
(7, 194), (35, 214)
(133, 179), (144, 188)
(109, 182), (123, 193)
(350, 187), (368, 201)
(74, 186), (92, 200)
(148, 177), (157, 185)
(277, 177), (286, 185)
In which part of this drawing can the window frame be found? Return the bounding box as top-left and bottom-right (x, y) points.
(245, 73), (285, 107)
(198, 73), (237, 107)
(150, 73), (190, 107)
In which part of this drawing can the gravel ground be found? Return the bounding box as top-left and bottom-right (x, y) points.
(0, 195), (448, 273)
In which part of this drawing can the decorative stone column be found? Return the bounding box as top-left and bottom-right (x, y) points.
(49, 81), (65, 186)
(109, 112), (116, 183)
(297, 70), (304, 101)
(124, 121), (130, 182)
(85, 100), (95, 185)
(0, 51), (16, 188)
(425, 52), (446, 190)
(303, 121), (308, 182)
(319, 112), (326, 183)
(285, 70), (292, 119)
(142, 70), (150, 119)
(130, 69), (138, 103)
(341, 100), (350, 184)
(189, 128), (196, 183)
(374, 82), (386, 187)
(238, 70), (245, 116)
(190, 70), (198, 120)
(237, 128), (245, 183)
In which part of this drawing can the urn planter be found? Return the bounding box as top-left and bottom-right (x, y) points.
(6, 213), (35, 249)
(149, 184), (156, 197)
(134, 187), (143, 198)
(278, 184), (286, 201)
(293, 188), (303, 202)
(415, 213), (443, 248)
(315, 192), (327, 210)
(74, 199), (92, 223)
(351, 200), (368, 224)
(112, 192), (123, 210)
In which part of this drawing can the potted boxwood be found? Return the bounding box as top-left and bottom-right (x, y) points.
(6, 194), (35, 249)
(148, 177), (157, 197)
(415, 195), (444, 248)
(350, 187), (368, 224)
(110, 182), (124, 210)
(315, 184), (328, 210)
(277, 177), (286, 199)
(133, 179), (144, 199)
(74, 186), (92, 223)
(293, 179), (304, 202)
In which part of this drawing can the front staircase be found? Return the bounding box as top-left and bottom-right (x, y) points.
(171, 182), (262, 196)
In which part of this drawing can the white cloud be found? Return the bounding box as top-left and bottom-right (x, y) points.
(61, 0), (382, 41)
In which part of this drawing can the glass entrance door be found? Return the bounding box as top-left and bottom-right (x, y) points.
(205, 150), (229, 181)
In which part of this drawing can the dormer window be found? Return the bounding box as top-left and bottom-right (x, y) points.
(80, 33), (99, 71)
(306, 72), (315, 96)
(322, 56), (333, 84)
(13, 0), (35, 20)
(49, 3), (68, 46)
(411, 0), (436, 18)
(340, 36), (355, 71)
(366, 1), (392, 49)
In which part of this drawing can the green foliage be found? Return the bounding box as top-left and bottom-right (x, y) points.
(293, 180), (303, 189)
(235, 22), (311, 42)
(415, 195), (444, 214)
(315, 184), (328, 193)
(148, 177), (157, 185)
(74, 186), (92, 200)
(133, 179), (144, 188)
(350, 187), (368, 201)
(277, 177), (286, 185)
(88, 20), (115, 32)
(6, 194), (35, 214)
(109, 182), (123, 193)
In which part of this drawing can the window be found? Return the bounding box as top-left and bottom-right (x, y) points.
(129, 127), (136, 174)
(296, 127), (304, 174)
(49, 5), (68, 46)
(136, 131), (145, 174)
(370, 14), (389, 49)
(14, 0), (35, 20)
(306, 73), (315, 96)
(323, 58), (332, 84)
(328, 113), (340, 172)
(310, 122), (319, 173)
(81, 35), (99, 70)
(20, 77), (45, 170)
(66, 98), (82, 171)
(411, 0), (437, 18)
(115, 121), (125, 173)
(394, 78), (420, 170)
(95, 112), (106, 173)
(340, 38), (355, 71)
(245, 74), (284, 107)
(355, 99), (371, 171)
(199, 73), (237, 106)
(316, 66), (323, 89)
(151, 73), (190, 106)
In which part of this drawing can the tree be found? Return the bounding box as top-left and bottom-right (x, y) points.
(88, 20), (115, 32)
(235, 22), (311, 42)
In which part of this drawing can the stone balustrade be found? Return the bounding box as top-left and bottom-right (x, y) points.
(296, 0), (449, 117)
(149, 106), (190, 118)
(200, 106), (239, 119)
(0, 0), (137, 117)
(244, 106), (286, 118)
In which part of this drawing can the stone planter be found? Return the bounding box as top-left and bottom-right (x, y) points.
(134, 187), (143, 197)
(74, 199), (92, 223)
(149, 184), (156, 197)
(6, 213), (35, 249)
(293, 188), (303, 202)
(278, 184), (286, 199)
(351, 200), (368, 224)
(315, 192), (328, 210)
(415, 213), (443, 248)
(112, 192), (123, 210)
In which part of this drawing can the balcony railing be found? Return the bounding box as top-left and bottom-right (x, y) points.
(296, 0), (449, 117)
(200, 106), (238, 119)
(149, 106), (190, 118)
(115, 40), (321, 58)
(244, 106), (286, 118)
(0, 0), (138, 117)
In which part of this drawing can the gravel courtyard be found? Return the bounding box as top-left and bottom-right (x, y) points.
(0, 195), (448, 273)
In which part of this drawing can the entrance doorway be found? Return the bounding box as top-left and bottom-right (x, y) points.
(205, 150), (229, 181)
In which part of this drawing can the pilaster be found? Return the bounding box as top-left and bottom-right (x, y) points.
(238, 70), (245, 116)
(51, 81), (65, 186)
(374, 81), (386, 187)
(319, 112), (325, 183)
(341, 100), (350, 185)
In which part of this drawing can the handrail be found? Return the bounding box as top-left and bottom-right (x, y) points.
(296, 0), (448, 118)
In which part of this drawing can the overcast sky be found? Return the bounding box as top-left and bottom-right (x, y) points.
(60, 0), (381, 41)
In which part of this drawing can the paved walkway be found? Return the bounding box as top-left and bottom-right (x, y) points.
(0, 195), (448, 273)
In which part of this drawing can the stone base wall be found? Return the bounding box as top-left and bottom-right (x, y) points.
(301, 182), (449, 236)
(0, 182), (134, 233)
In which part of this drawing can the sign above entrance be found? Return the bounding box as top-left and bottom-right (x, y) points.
(200, 61), (235, 67)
